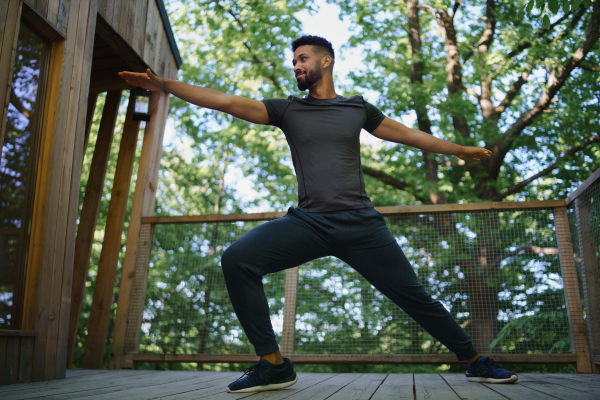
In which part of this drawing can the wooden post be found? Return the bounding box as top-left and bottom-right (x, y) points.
(82, 91), (141, 369)
(109, 91), (169, 369)
(281, 267), (299, 357)
(121, 223), (155, 368)
(66, 90), (122, 368)
(554, 206), (592, 373)
(575, 198), (600, 373)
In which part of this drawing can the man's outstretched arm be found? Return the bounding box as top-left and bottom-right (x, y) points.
(118, 69), (269, 125)
(370, 117), (491, 162)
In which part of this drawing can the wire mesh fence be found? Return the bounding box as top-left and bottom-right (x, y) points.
(130, 202), (580, 362)
(567, 169), (600, 363)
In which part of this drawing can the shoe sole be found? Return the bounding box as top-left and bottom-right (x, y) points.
(226, 374), (299, 393)
(466, 375), (518, 384)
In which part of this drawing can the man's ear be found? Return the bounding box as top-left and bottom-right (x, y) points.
(322, 55), (332, 70)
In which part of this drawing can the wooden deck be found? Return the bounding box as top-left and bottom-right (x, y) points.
(1, 369), (599, 399)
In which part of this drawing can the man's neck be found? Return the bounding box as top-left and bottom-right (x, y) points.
(307, 78), (337, 99)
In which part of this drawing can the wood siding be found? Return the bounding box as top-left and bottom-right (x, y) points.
(97, 0), (178, 79)
(0, 0), (179, 385)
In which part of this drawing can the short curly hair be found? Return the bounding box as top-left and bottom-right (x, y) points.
(291, 35), (335, 62)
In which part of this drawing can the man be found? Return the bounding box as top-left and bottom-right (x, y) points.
(119, 35), (518, 393)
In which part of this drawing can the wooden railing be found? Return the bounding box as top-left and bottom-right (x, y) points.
(116, 198), (595, 373)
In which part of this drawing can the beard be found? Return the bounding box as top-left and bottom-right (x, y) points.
(296, 66), (323, 91)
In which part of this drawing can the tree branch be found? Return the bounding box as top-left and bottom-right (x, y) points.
(494, 64), (534, 116)
(489, 2), (600, 181)
(214, 1), (282, 91)
(496, 135), (600, 200)
(361, 165), (428, 203)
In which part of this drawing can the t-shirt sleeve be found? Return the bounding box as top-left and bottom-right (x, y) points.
(261, 97), (291, 128)
(362, 99), (386, 133)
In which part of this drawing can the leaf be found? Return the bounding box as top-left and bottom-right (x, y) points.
(573, 0), (582, 10)
(548, 0), (559, 14)
(526, 0), (535, 13)
(543, 14), (551, 30)
(562, 1), (570, 14)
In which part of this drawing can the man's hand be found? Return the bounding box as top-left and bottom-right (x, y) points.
(457, 146), (492, 162)
(118, 68), (165, 91)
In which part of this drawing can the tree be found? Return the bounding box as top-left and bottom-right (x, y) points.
(134, 0), (599, 363)
(333, 0), (599, 350)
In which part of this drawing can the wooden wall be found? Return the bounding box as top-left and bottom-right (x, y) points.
(0, 0), (179, 384)
(97, 0), (179, 80)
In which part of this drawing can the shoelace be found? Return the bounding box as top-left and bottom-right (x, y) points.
(236, 362), (274, 382)
(474, 358), (499, 376)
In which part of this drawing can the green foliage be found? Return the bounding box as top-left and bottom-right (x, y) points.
(72, 0), (599, 373)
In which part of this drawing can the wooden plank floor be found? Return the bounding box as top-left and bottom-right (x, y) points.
(0, 369), (599, 399)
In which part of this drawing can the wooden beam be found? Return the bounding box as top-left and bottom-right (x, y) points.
(281, 267), (299, 357)
(82, 91), (141, 369)
(131, 353), (578, 365)
(554, 206), (593, 373)
(110, 90), (169, 369)
(89, 77), (135, 94)
(141, 199), (568, 225)
(95, 13), (147, 73)
(45, 0), (97, 381)
(67, 90), (122, 369)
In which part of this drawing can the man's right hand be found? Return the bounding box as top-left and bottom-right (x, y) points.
(118, 69), (165, 91)
(117, 69), (269, 125)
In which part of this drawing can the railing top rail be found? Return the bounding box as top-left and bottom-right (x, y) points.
(141, 199), (566, 225)
(566, 167), (600, 206)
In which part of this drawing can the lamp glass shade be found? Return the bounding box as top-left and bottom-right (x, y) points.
(132, 89), (151, 121)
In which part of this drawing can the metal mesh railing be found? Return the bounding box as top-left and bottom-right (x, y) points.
(567, 169), (600, 364)
(122, 200), (592, 367)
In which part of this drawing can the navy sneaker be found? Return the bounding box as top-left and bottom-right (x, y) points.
(226, 358), (298, 393)
(466, 356), (518, 383)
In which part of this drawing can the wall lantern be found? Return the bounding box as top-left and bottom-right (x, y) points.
(131, 88), (151, 121)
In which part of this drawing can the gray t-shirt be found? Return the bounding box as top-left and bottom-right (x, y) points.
(262, 94), (386, 212)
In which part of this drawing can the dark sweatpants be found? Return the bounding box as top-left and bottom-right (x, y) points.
(220, 206), (479, 361)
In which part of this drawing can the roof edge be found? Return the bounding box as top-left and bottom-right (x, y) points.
(155, 0), (183, 69)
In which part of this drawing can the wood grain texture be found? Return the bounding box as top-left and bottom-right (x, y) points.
(141, 200), (567, 225)
(109, 90), (168, 369)
(142, 0), (158, 66)
(4, 337), (20, 385)
(83, 91), (141, 369)
(555, 206), (592, 373)
(145, 94), (170, 214)
(18, 337), (33, 383)
(67, 91), (121, 369)
(369, 374), (414, 400)
(440, 373), (505, 399)
(58, 0), (99, 375)
(0, 336), (7, 385)
(414, 374), (459, 400)
(31, 0), (84, 381)
(44, 0), (95, 381)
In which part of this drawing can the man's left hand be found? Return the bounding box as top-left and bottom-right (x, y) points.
(457, 146), (492, 162)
